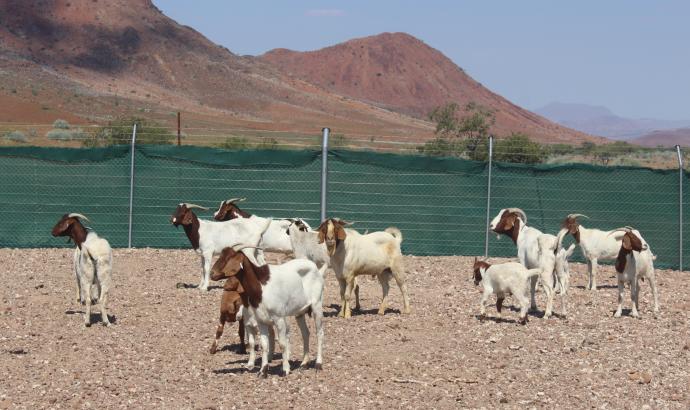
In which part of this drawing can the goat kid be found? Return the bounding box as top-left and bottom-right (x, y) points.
(209, 276), (246, 355)
(317, 218), (410, 318)
(472, 258), (542, 325)
(51, 213), (113, 327)
(489, 208), (560, 317)
(211, 246), (326, 377)
(611, 228), (659, 318)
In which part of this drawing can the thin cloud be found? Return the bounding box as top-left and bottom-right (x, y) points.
(305, 9), (346, 17)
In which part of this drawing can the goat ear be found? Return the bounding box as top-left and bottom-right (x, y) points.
(317, 221), (328, 244)
(622, 234), (632, 251)
(336, 225), (347, 241)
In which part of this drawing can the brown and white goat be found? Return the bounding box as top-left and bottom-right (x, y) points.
(317, 218), (411, 318)
(489, 208), (561, 317)
(211, 246), (326, 377)
(209, 276), (246, 355)
(51, 213), (113, 327)
(611, 228), (659, 318)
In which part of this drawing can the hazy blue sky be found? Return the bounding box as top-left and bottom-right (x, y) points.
(154, 1), (689, 120)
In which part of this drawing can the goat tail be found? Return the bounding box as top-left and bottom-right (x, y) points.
(385, 227), (403, 244)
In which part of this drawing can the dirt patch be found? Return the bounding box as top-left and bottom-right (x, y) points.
(0, 248), (688, 408)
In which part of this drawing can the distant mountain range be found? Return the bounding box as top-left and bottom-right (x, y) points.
(535, 102), (690, 146)
(0, 0), (600, 145)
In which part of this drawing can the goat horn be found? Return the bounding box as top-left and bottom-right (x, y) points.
(608, 226), (635, 236)
(182, 203), (209, 211)
(224, 197), (246, 205)
(506, 208), (527, 224)
(568, 213), (589, 220)
(67, 213), (90, 222)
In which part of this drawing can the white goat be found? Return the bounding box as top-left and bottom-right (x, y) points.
(287, 218), (361, 310)
(489, 208), (561, 317)
(557, 213), (635, 291)
(170, 203), (270, 291)
(317, 218), (411, 318)
(472, 258), (542, 325)
(610, 227), (659, 318)
(213, 198), (307, 254)
(51, 213), (113, 327)
(211, 245), (326, 377)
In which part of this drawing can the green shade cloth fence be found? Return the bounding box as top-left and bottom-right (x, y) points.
(0, 145), (685, 270)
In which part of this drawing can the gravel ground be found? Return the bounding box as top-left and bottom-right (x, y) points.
(1, 248), (688, 409)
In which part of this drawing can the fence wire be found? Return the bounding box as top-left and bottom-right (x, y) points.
(0, 125), (685, 270)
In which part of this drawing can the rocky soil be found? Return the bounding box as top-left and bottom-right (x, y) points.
(1, 248), (688, 409)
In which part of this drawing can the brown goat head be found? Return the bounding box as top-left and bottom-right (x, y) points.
(472, 256), (491, 286)
(51, 213), (89, 248)
(492, 210), (523, 244)
(211, 247), (245, 281)
(561, 214), (588, 243)
(317, 218), (348, 256)
(170, 203), (208, 227)
(213, 198), (250, 221)
(615, 230), (646, 273)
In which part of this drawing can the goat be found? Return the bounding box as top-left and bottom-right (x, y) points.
(209, 276), (246, 355)
(610, 228), (659, 318)
(211, 245), (326, 377)
(286, 218), (361, 310)
(51, 213), (113, 327)
(557, 213), (636, 291)
(317, 218), (411, 318)
(489, 208), (561, 318)
(472, 258), (543, 324)
(170, 203), (269, 291)
(213, 197), (304, 254)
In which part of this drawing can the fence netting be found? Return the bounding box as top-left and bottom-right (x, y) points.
(0, 145), (685, 270)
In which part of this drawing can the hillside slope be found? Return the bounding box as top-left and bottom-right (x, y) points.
(260, 33), (599, 143)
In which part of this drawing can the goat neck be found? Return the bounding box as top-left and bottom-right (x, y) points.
(67, 220), (89, 249)
(236, 254), (270, 308)
(182, 213), (201, 250)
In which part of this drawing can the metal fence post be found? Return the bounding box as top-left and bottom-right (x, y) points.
(128, 124), (137, 248)
(484, 135), (494, 257)
(320, 127), (330, 222)
(676, 145), (683, 270)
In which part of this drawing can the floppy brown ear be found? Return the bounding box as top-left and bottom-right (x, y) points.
(622, 234), (632, 251)
(317, 221), (328, 244)
(336, 225), (347, 241)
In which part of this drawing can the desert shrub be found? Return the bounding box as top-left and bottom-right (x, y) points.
(4, 130), (27, 143)
(217, 136), (250, 150)
(47, 129), (74, 141)
(98, 117), (175, 145)
(256, 137), (279, 150)
(53, 119), (70, 130)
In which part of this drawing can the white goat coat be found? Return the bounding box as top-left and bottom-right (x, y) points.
(288, 224), (330, 268)
(246, 257), (326, 376)
(192, 218), (268, 290)
(245, 216), (293, 254)
(73, 231), (113, 326)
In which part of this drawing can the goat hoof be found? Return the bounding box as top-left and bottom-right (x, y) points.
(103, 322), (111, 327)
(258, 366), (268, 378)
(83, 322), (91, 328)
(613, 311), (622, 318)
(314, 363), (323, 371)
(519, 319), (527, 326)
(478, 314), (486, 322)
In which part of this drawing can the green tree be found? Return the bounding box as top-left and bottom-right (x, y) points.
(494, 133), (546, 164)
(419, 102), (495, 159)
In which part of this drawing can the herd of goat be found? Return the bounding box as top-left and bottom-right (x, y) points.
(49, 199), (660, 377)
